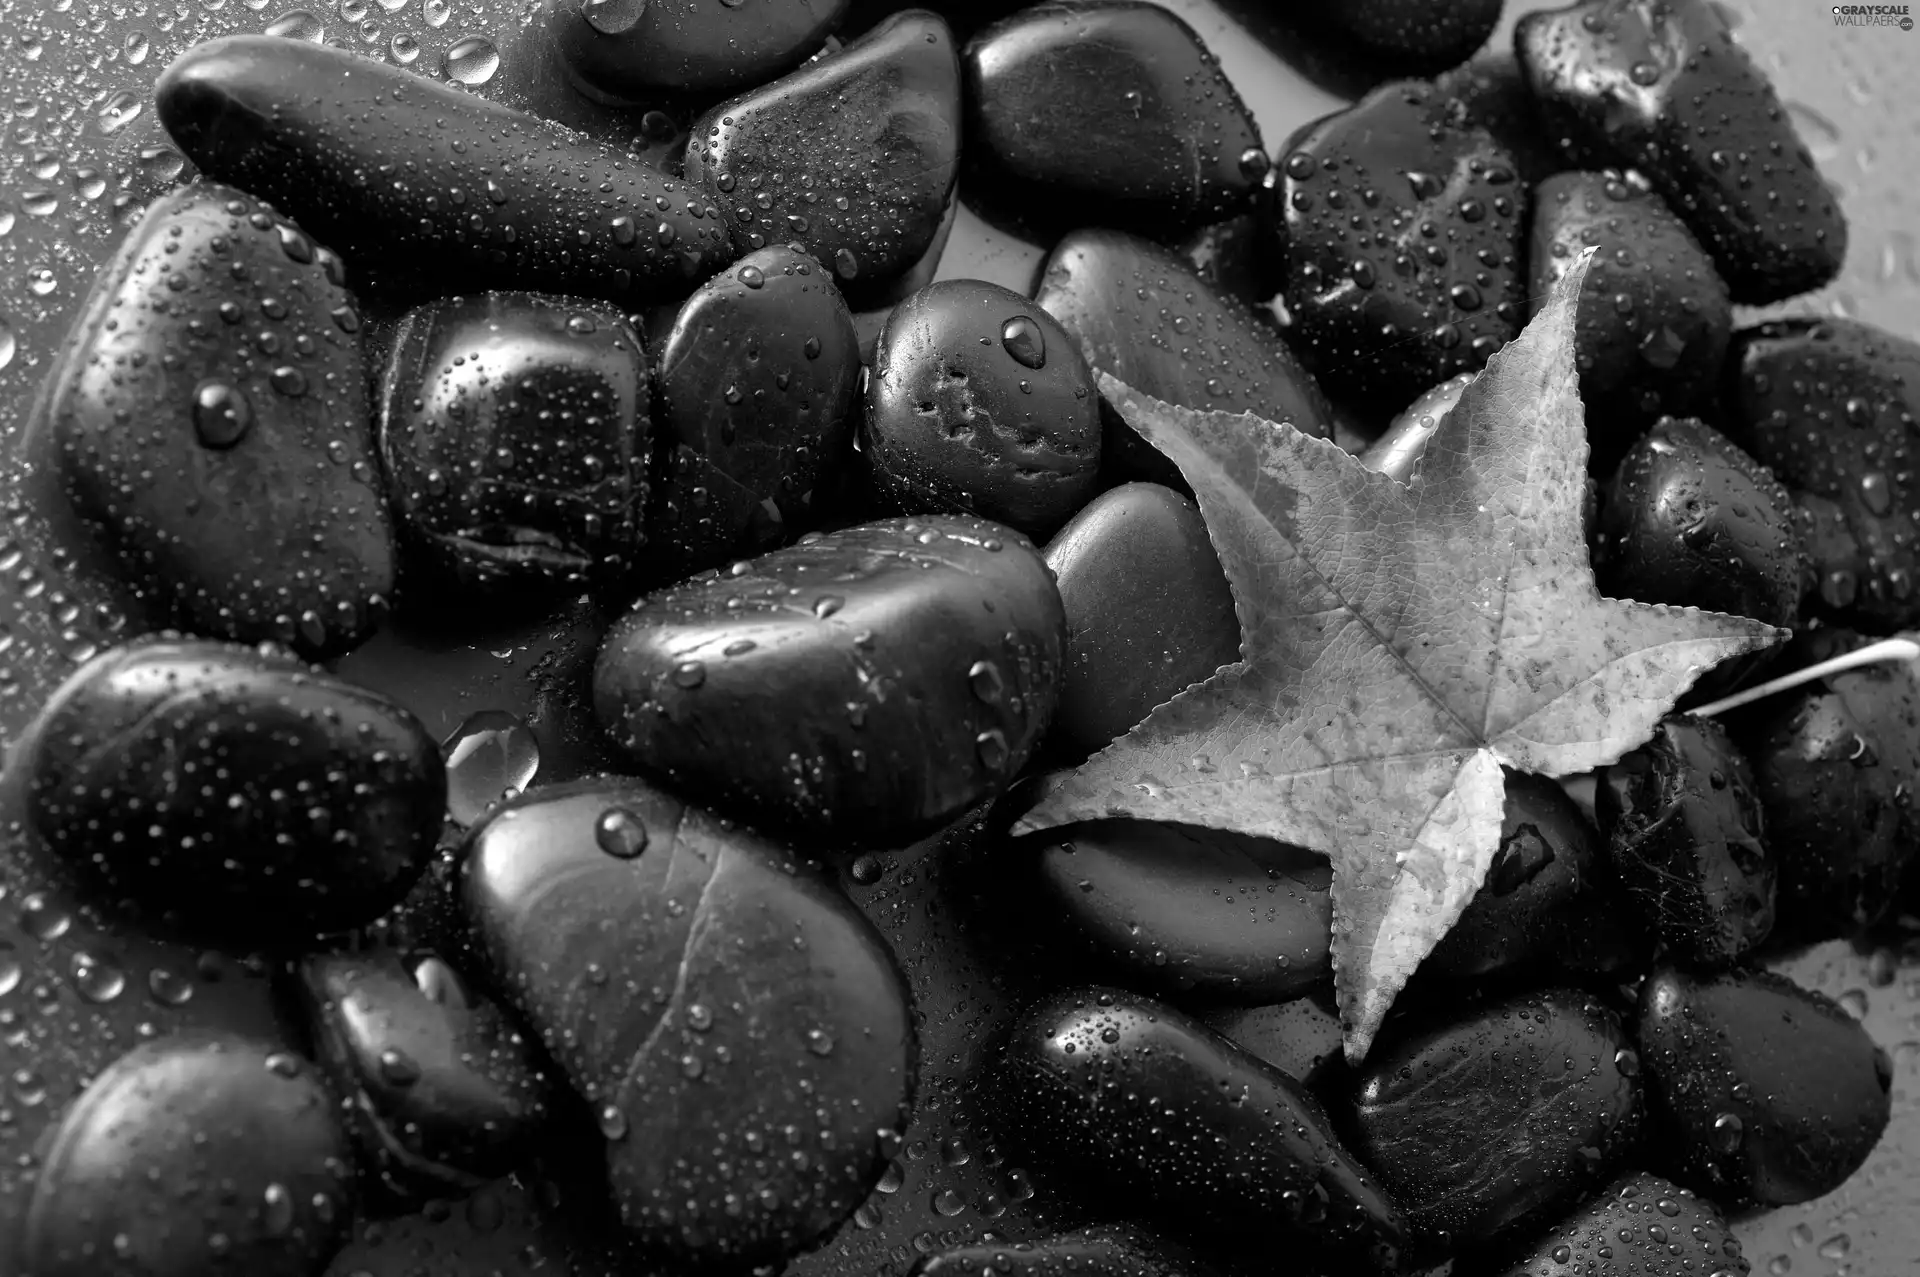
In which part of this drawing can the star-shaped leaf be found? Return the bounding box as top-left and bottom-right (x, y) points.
(1016, 251), (1782, 1060)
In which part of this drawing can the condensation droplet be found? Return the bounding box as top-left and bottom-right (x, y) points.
(264, 9), (326, 40)
(442, 709), (540, 826)
(444, 35), (499, 85)
(595, 807), (649, 858)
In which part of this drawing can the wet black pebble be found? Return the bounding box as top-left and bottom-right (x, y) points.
(1350, 987), (1642, 1250)
(19, 1032), (354, 1277)
(1326, 0), (1503, 73)
(914, 1223), (1217, 1277)
(555, 0), (849, 97)
(36, 181), (391, 658)
(1639, 966), (1892, 1207)
(1517, 0), (1846, 304)
(378, 292), (649, 598)
(1496, 1171), (1750, 1277)
(654, 246), (861, 576)
(1432, 51), (1566, 186)
(1722, 318), (1920, 629)
(298, 950), (555, 1199)
(28, 637), (445, 942)
(1596, 715), (1775, 968)
(1530, 172), (1732, 455)
(156, 36), (730, 305)
(962, 1), (1264, 234)
(684, 11), (962, 290)
(1203, 995), (1344, 1089)
(1277, 78), (1526, 409)
(1595, 417), (1803, 633)
(866, 279), (1102, 538)
(1732, 653), (1920, 943)
(1360, 371), (1475, 483)
(1033, 820), (1331, 1002)
(996, 987), (1407, 1270)
(1178, 211), (1280, 310)
(595, 516), (1064, 844)
(464, 775), (913, 1265)
(1034, 228), (1332, 482)
(1043, 482), (1240, 751)
(1423, 771), (1644, 986)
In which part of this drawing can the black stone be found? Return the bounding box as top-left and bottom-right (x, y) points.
(654, 246), (862, 577)
(379, 292), (650, 599)
(1596, 715), (1775, 968)
(555, 0), (850, 97)
(34, 181), (391, 658)
(865, 279), (1102, 538)
(1423, 772), (1643, 986)
(463, 775), (914, 1266)
(914, 1224), (1217, 1277)
(1495, 1172), (1751, 1277)
(156, 36), (731, 306)
(1043, 482), (1240, 751)
(683, 12), (962, 290)
(1730, 654), (1920, 943)
(1638, 966), (1892, 1207)
(299, 950), (557, 1199)
(1326, 0), (1502, 73)
(19, 1033), (354, 1277)
(962, 2), (1264, 234)
(1350, 987), (1642, 1250)
(1359, 371), (1474, 483)
(995, 987), (1407, 1270)
(1530, 172), (1732, 457)
(1432, 50), (1566, 186)
(593, 516), (1065, 846)
(1178, 212), (1280, 311)
(1202, 995), (1344, 1089)
(1277, 78), (1526, 409)
(1032, 820), (1330, 1003)
(28, 638), (445, 943)
(1035, 228), (1333, 465)
(1723, 319), (1920, 629)
(1517, 0), (1846, 305)
(1595, 417), (1803, 634)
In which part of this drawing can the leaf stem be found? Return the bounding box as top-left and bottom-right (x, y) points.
(1687, 637), (1920, 719)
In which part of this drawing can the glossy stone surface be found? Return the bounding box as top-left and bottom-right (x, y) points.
(962, 1), (1263, 234)
(1723, 318), (1920, 629)
(654, 246), (861, 576)
(865, 279), (1101, 538)
(1596, 714), (1776, 967)
(1277, 78), (1525, 409)
(157, 37), (731, 305)
(1639, 966), (1892, 1207)
(996, 987), (1407, 1270)
(379, 292), (649, 597)
(684, 12), (962, 289)
(19, 1033), (354, 1277)
(1518, 0), (1846, 304)
(1529, 171), (1732, 455)
(594, 516), (1065, 845)
(1035, 228), (1332, 445)
(28, 638), (445, 942)
(555, 0), (850, 98)
(463, 775), (914, 1265)
(1350, 988), (1642, 1249)
(1327, 0), (1503, 73)
(299, 950), (555, 1197)
(1033, 820), (1330, 1002)
(1202, 995), (1343, 1089)
(914, 1224), (1216, 1277)
(35, 181), (391, 658)
(1043, 482), (1240, 751)
(1496, 1172), (1750, 1277)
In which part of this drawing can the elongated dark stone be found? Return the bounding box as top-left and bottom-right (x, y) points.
(156, 36), (732, 305)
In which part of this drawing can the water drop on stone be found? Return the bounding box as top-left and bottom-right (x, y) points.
(1859, 471), (1893, 516)
(598, 1103), (630, 1140)
(967, 659), (1004, 704)
(71, 951), (126, 1003)
(20, 893), (70, 942)
(806, 1027), (835, 1057)
(595, 806), (649, 859)
(441, 709), (540, 826)
(737, 264), (766, 289)
(389, 32), (418, 61)
(1000, 316), (1046, 369)
(672, 660), (707, 689)
(261, 1184), (295, 1237)
(1710, 1111), (1744, 1153)
(581, 0), (644, 34)
(444, 34), (499, 84)
(0, 943), (20, 997)
(849, 854), (882, 885)
(193, 381), (253, 448)
(147, 966), (193, 1006)
(975, 728), (1009, 771)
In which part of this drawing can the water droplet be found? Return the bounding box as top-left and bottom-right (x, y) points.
(1613, 1047), (1639, 1077)
(444, 34), (499, 84)
(814, 595), (844, 619)
(598, 1103), (629, 1140)
(1838, 987), (1870, 1018)
(0, 318), (17, 373)
(20, 893), (70, 941)
(193, 382), (253, 449)
(1404, 170), (1442, 200)
(423, 0), (449, 23)
(1710, 1111), (1744, 1153)
(1629, 60), (1661, 85)
(975, 728), (1009, 771)
(850, 854), (882, 884)
(26, 266), (57, 296)
(1000, 316), (1046, 369)
(412, 956), (467, 1008)
(581, 0), (644, 33)
(261, 1184), (295, 1237)
(1859, 470), (1893, 516)
(269, 366), (307, 397)
(737, 264), (765, 289)
(0, 943), (19, 997)
(931, 1188), (965, 1217)
(833, 248), (859, 279)
(441, 709), (540, 826)
(672, 660), (707, 689)
(806, 1027), (835, 1057)
(264, 9), (325, 40)
(686, 1003), (714, 1031)
(377, 1047), (420, 1086)
(1817, 1234), (1851, 1261)
(147, 966), (193, 1006)
(71, 952), (126, 1003)
(967, 659), (1004, 704)
(595, 807), (649, 858)
(389, 31), (419, 62)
